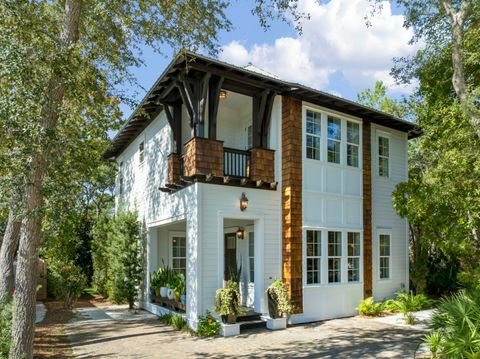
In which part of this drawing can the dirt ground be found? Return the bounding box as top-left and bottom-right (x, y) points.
(33, 293), (109, 358)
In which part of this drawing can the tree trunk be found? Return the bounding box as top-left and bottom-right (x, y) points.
(9, 1), (82, 358)
(441, 0), (480, 134)
(0, 211), (21, 299)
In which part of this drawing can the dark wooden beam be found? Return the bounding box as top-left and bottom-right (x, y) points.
(208, 75), (224, 140)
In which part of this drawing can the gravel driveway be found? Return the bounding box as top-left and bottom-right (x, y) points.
(65, 304), (426, 358)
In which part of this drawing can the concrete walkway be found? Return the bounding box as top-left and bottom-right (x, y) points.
(65, 305), (426, 358)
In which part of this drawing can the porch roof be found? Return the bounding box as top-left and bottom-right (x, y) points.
(103, 51), (421, 159)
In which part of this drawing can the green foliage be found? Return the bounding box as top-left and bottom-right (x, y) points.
(426, 290), (480, 358)
(267, 279), (293, 315)
(0, 295), (12, 359)
(158, 313), (173, 325)
(47, 259), (87, 309)
(108, 211), (146, 309)
(91, 210), (146, 309)
(356, 80), (408, 118)
(171, 314), (187, 331)
(356, 297), (387, 317)
(394, 291), (432, 314)
(214, 281), (243, 317)
(197, 311), (220, 337)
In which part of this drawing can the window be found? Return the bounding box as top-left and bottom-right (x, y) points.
(139, 141), (145, 164)
(379, 234), (391, 279)
(246, 125), (253, 149)
(171, 235), (186, 277)
(306, 109), (321, 160)
(347, 121), (360, 167)
(328, 231), (342, 283)
(306, 230), (322, 284)
(327, 116), (341, 164)
(347, 232), (361, 282)
(249, 232), (255, 282)
(118, 161), (124, 195)
(378, 136), (389, 177)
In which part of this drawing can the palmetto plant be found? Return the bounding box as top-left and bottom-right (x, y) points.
(424, 290), (480, 358)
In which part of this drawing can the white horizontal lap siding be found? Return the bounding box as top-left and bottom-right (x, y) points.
(371, 124), (408, 300)
(199, 184), (280, 314)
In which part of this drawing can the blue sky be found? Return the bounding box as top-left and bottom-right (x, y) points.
(120, 0), (416, 119)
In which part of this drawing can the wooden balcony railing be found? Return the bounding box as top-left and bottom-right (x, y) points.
(223, 147), (250, 178)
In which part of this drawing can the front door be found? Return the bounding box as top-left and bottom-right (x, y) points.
(224, 233), (237, 281)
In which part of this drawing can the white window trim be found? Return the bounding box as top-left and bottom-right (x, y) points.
(305, 108), (322, 161)
(302, 104), (363, 170)
(118, 161), (124, 196)
(169, 231), (186, 274)
(376, 131), (391, 178)
(347, 232), (361, 283)
(378, 231), (392, 281)
(139, 141), (145, 166)
(303, 227), (363, 287)
(327, 231), (342, 284)
(346, 121), (360, 168)
(305, 229), (322, 285)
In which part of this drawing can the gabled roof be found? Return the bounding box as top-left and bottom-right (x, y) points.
(104, 51), (421, 159)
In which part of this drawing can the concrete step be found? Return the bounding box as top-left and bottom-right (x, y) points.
(239, 319), (267, 331)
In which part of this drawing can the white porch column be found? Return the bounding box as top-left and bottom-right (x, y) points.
(143, 227), (158, 307)
(186, 184), (202, 330)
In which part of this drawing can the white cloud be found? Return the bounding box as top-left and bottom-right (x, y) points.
(220, 0), (418, 96)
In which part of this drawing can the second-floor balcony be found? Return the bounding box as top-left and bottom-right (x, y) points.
(165, 137), (276, 192)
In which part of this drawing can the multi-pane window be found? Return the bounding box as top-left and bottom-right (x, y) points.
(249, 232), (255, 283)
(306, 109), (322, 160)
(379, 234), (391, 279)
(347, 121), (360, 167)
(139, 141), (145, 164)
(306, 230), (321, 284)
(378, 136), (389, 177)
(327, 116), (341, 164)
(171, 236), (186, 277)
(347, 232), (361, 282)
(118, 161), (124, 195)
(328, 231), (342, 283)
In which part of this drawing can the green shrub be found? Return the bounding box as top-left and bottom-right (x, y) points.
(267, 279), (293, 316)
(0, 295), (12, 359)
(47, 259), (87, 309)
(356, 297), (386, 316)
(197, 311), (220, 337)
(91, 212), (112, 297)
(158, 312), (173, 325)
(214, 282), (243, 319)
(171, 314), (187, 330)
(425, 290), (480, 357)
(395, 291), (432, 313)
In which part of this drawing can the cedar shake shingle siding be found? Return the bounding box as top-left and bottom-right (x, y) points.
(362, 120), (373, 298)
(281, 96), (303, 313)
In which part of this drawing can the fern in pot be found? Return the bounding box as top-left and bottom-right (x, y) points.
(267, 279), (293, 319)
(215, 281), (244, 324)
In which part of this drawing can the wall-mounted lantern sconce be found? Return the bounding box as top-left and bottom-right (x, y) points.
(240, 192), (248, 211)
(236, 227), (245, 240)
(219, 89), (228, 99)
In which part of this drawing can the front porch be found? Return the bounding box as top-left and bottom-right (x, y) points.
(145, 211), (269, 332)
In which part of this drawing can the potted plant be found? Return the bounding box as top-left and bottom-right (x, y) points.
(166, 269), (176, 300)
(150, 270), (161, 297)
(158, 267), (171, 298)
(214, 281), (243, 324)
(174, 274), (185, 302)
(266, 279), (292, 319)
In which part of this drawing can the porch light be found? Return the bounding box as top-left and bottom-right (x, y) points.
(219, 89), (228, 99)
(236, 227), (245, 240)
(240, 192), (248, 211)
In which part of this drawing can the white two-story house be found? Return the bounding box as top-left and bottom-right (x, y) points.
(104, 51), (421, 330)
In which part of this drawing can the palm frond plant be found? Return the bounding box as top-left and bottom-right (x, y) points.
(424, 290), (480, 357)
